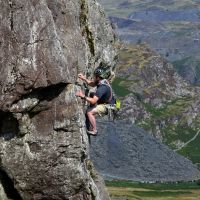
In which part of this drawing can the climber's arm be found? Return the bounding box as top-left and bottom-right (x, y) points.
(78, 73), (96, 87)
(76, 91), (98, 105)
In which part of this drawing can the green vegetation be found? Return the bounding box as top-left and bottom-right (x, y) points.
(141, 96), (193, 119)
(112, 44), (200, 168)
(106, 180), (200, 200)
(163, 125), (197, 144)
(139, 96), (200, 164)
(179, 133), (200, 167)
(138, 96), (199, 148)
(106, 180), (200, 190)
(133, 190), (191, 197)
(112, 77), (131, 97)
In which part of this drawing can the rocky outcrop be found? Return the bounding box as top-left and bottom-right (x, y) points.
(112, 44), (200, 164)
(0, 0), (116, 199)
(90, 119), (200, 182)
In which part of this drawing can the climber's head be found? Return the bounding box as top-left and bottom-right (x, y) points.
(93, 63), (111, 83)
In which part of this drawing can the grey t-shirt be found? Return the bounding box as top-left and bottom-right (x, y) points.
(95, 81), (115, 104)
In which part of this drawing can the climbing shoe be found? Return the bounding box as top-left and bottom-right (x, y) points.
(87, 130), (98, 136)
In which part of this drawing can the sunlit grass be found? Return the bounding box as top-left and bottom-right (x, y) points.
(106, 180), (200, 200)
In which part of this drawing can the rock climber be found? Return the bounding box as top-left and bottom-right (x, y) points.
(76, 65), (116, 136)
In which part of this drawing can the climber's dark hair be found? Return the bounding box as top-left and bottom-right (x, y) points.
(94, 63), (111, 79)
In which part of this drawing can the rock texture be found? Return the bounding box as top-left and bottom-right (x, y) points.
(90, 119), (200, 182)
(0, 0), (116, 199)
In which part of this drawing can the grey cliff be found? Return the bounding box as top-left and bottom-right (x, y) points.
(0, 0), (116, 199)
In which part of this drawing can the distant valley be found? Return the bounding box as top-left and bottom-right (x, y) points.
(99, 0), (200, 85)
(111, 44), (200, 168)
(96, 0), (200, 168)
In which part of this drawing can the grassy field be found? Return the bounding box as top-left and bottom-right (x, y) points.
(106, 180), (200, 200)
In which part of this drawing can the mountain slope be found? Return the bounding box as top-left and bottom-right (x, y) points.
(98, 0), (200, 17)
(98, 0), (200, 85)
(90, 119), (200, 182)
(112, 44), (200, 168)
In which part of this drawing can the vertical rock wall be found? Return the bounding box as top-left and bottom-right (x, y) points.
(0, 0), (116, 199)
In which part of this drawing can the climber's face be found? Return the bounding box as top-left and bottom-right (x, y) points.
(93, 75), (100, 85)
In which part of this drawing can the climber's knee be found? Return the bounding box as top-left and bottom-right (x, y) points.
(86, 104), (107, 117)
(87, 107), (98, 116)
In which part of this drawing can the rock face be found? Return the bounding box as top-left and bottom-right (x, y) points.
(90, 119), (200, 182)
(0, 0), (116, 199)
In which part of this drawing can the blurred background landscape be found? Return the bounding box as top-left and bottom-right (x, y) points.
(99, 0), (200, 85)
(95, 0), (200, 199)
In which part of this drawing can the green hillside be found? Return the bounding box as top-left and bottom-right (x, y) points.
(112, 44), (200, 168)
(99, 0), (200, 85)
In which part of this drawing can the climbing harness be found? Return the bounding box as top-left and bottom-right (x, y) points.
(100, 79), (121, 122)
